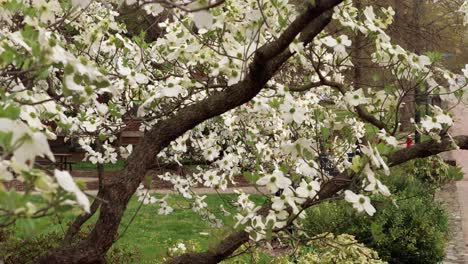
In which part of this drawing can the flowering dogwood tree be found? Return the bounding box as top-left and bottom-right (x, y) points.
(0, 0), (467, 262)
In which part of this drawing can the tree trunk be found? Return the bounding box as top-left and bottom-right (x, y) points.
(393, 0), (414, 132)
(352, 0), (364, 91)
(37, 2), (342, 262)
(38, 140), (152, 263)
(411, 0), (424, 143)
(62, 141), (104, 246)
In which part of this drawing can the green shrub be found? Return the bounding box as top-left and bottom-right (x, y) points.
(304, 171), (449, 264)
(0, 228), (12, 243)
(0, 228), (140, 264)
(290, 233), (386, 264)
(411, 156), (463, 186)
(0, 230), (63, 263)
(107, 244), (140, 264)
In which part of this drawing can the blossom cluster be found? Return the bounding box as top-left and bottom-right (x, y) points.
(0, 0), (466, 243)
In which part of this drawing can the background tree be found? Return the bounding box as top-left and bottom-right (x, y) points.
(389, 0), (467, 131)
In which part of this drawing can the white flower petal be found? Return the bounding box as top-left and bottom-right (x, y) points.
(54, 170), (90, 213)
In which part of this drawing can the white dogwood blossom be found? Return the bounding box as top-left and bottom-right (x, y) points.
(272, 188), (304, 214)
(0, 0), (466, 249)
(0, 118), (55, 167)
(54, 170), (90, 213)
(280, 94), (307, 124)
(344, 89), (370, 107)
(377, 129), (399, 147)
(363, 164), (391, 197)
(295, 179), (321, 199)
(257, 169), (292, 194)
(321, 35), (352, 56)
(344, 190), (376, 216)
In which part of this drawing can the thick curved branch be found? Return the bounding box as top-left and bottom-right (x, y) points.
(255, 0), (344, 61)
(39, 1), (343, 263)
(387, 135), (468, 166)
(61, 196), (101, 246)
(62, 161), (105, 245)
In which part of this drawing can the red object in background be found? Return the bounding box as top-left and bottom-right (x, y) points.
(406, 136), (413, 148)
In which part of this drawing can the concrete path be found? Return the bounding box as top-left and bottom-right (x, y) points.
(438, 181), (466, 264)
(445, 103), (468, 263)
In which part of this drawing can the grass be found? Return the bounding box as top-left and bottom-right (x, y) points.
(10, 193), (270, 263)
(73, 159), (125, 171)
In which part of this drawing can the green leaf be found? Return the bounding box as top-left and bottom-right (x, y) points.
(278, 14), (287, 28)
(18, 218), (37, 236)
(426, 52), (442, 63)
(372, 74), (380, 82)
(350, 155), (361, 173)
(370, 221), (385, 243)
(242, 171), (260, 184)
(94, 79), (110, 88)
(265, 223), (273, 241)
(268, 98), (281, 109)
(0, 45), (18, 65)
(35, 67), (51, 80)
(279, 164), (290, 174)
(98, 133), (107, 141)
(144, 175), (152, 187)
(0, 105), (21, 119)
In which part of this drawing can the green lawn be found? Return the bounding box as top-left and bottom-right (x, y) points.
(73, 159), (125, 171)
(11, 194), (270, 263)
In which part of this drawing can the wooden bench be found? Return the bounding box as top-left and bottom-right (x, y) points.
(54, 153), (74, 171)
(36, 153), (74, 171)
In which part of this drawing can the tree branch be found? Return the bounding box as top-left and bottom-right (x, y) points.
(169, 133), (468, 263)
(167, 163), (354, 263)
(39, 1), (344, 263)
(387, 135), (468, 166)
(290, 78), (387, 130)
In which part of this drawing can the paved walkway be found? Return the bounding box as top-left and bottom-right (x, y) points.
(439, 182), (467, 264)
(444, 104), (468, 263)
